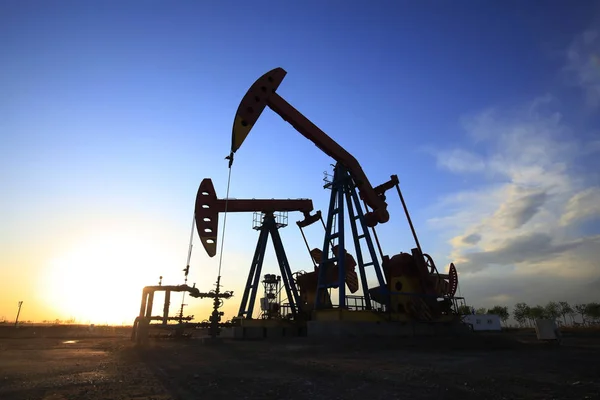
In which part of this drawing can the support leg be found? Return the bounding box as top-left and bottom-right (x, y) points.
(238, 221), (270, 318)
(315, 168), (340, 309)
(163, 290), (171, 325)
(336, 184), (346, 308)
(139, 290), (148, 318)
(270, 221), (302, 317)
(145, 292), (154, 318)
(316, 163), (349, 309)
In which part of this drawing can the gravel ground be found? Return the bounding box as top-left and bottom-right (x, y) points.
(0, 331), (598, 400)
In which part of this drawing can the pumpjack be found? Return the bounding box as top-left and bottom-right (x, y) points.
(195, 178), (322, 322)
(227, 67), (462, 324)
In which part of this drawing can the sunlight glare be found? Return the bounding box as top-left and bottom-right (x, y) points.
(44, 233), (178, 325)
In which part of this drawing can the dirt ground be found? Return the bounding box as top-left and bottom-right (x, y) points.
(0, 329), (598, 400)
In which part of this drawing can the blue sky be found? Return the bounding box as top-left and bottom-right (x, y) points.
(1, 1), (599, 323)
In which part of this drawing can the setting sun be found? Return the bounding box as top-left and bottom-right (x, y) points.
(41, 233), (179, 325)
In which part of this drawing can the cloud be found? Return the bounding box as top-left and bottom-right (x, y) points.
(560, 187), (600, 226)
(456, 233), (600, 274)
(427, 93), (600, 306)
(434, 148), (486, 174)
(458, 267), (599, 310)
(564, 29), (600, 107)
(492, 188), (547, 230)
(462, 233), (481, 245)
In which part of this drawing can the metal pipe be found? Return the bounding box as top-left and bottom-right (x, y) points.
(180, 213), (195, 324)
(395, 183), (423, 256)
(14, 301), (23, 327)
(298, 225), (317, 268)
(139, 291), (148, 318)
(185, 213), (195, 279)
(163, 290), (171, 325)
(145, 292), (155, 318)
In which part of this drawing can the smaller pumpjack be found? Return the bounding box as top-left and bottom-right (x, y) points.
(196, 178), (317, 320)
(195, 178), (358, 320)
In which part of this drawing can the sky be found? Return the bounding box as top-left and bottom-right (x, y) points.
(1, 1), (599, 325)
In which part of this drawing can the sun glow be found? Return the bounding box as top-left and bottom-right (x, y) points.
(43, 233), (178, 325)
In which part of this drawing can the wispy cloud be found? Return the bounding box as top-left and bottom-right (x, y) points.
(427, 93), (600, 306)
(560, 187), (600, 226)
(434, 148), (486, 174)
(492, 188), (548, 230)
(564, 28), (600, 107)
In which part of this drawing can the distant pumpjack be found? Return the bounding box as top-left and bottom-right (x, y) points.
(195, 178), (327, 320)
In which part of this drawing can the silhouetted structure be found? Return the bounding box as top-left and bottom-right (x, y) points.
(14, 301), (23, 327)
(131, 283), (233, 344)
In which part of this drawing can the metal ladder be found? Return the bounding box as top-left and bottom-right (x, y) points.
(315, 163), (386, 309)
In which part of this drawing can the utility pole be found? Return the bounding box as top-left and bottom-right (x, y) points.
(15, 301), (23, 327)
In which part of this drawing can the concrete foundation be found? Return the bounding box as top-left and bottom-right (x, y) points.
(232, 326), (267, 339)
(219, 327), (235, 338)
(226, 317), (469, 339)
(198, 337), (225, 345)
(230, 320), (306, 340)
(307, 320), (469, 337)
(265, 327), (283, 338)
(283, 326), (305, 337)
